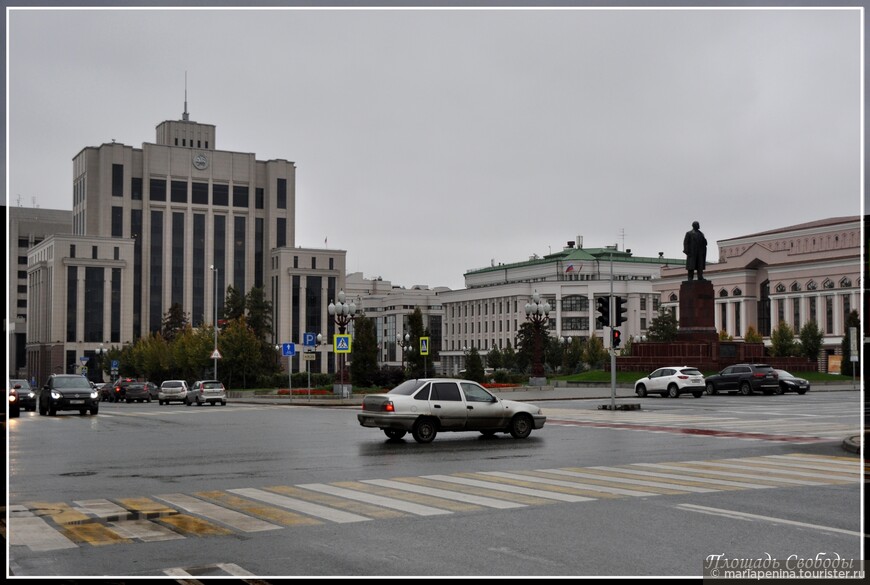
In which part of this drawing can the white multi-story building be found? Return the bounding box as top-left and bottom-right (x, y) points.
(437, 239), (683, 375)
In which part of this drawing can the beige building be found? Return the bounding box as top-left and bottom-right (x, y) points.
(654, 216), (860, 365)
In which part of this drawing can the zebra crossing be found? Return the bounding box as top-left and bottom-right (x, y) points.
(7, 453), (861, 554)
(542, 403), (858, 442)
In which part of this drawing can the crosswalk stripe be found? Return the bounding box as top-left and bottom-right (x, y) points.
(61, 522), (132, 546)
(73, 499), (130, 521)
(423, 474), (594, 502)
(264, 485), (405, 520)
(228, 488), (370, 523)
(751, 456), (860, 475)
(479, 470), (658, 497)
(649, 462), (829, 485)
(155, 493), (281, 533)
(360, 479), (526, 509)
(772, 454), (860, 466)
(107, 519), (186, 542)
(297, 483), (452, 516)
(701, 460), (857, 481)
(558, 467), (723, 493)
(194, 490), (322, 527)
(9, 516), (78, 551)
(334, 480), (481, 512)
(384, 476), (553, 506)
(604, 465), (775, 489)
(157, 514), (234, 536)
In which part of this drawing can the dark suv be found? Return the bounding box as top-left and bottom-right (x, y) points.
(39, 374), (100, 416)
(704, 364), (780, 396)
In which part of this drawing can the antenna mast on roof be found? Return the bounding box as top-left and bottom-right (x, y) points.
(183, 71), (189, 121)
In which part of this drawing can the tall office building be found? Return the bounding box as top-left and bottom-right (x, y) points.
(24, 108), (347, 383)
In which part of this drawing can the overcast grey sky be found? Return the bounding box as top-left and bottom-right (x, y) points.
(6, 7), (861, 290)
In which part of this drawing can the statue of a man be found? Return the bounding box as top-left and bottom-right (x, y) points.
(683, 221), (707, 280)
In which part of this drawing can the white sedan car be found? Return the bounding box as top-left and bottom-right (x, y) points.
(634, 366), (705, 398)
(358, 378), (546, 443)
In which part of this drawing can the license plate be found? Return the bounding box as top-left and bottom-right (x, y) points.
(69, 400), (84, 405)
(691, 378), (701, 383)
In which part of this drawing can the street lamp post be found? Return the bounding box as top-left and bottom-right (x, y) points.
(210, 265), (219, 380)
(95, 343), (108, 384)
(397, 332), (410, 372)
(328, 290), (358, 397)
(524, 291), (551, 385)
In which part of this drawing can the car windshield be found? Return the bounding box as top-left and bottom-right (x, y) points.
(388, 379), (428, 396)
(54, 376), (92, 389)
(11, 379), (31, 390)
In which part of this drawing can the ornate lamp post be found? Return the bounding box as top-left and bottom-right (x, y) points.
(524, 291), (551, 384)
(397, 332), (410, 371)
(328, 290), (358, 395)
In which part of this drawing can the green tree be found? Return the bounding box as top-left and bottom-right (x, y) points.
(222, 285), (245, 322)
(220, 317), (262, 388)
(172, 325), (215, 382)
(841, 310), (860, 376)
(161, 303), (189, 342)
(464, 347), (486, 383)
(350, 314), (379, 387)
(405, 308), (428, 378)
(582, 334), (607, 369)
(544, 337), (563, 373)
(245, 286), (273, 341)
(744, 325), (763, 343)
(486, 345), (503, 369)
(719, 329), (733, 341)
(647, 308), (678, 342)
(798, 320), (824, 362)
(770, 321), (798, 357)
(131, 333), (171, 382)
(515, 322), (549, 375)
(502, 341), (517, 372)
(563, 337), (583, 373)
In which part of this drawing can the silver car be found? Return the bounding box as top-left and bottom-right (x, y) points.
(187, 380), (227, 406)
(158, 380), (189, 405)
(358, 378), (546, 443)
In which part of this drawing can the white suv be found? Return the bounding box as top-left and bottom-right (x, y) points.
(158, 380), (189, 405)
(634, 366), (705, 398)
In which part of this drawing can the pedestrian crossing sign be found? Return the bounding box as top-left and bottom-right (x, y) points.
(420, 337), (430, 356)
(334, 334), (352, 354)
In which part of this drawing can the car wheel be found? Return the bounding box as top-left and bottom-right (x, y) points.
(797, 389), (807, 395)
(635, 384), (647, 397)
(509, 413), (534, 439)
(383, 429), (407, 440)
(79, 408), (87, 415)
(775, 386), (785, 395)
(692, 391), (703, 398)
(705, 383), (717, 396)
(48, 405), (57, 416)
(146, 397), (151, 403)
(667, 384), (680, 398)
(412, 418), (438, 444)
(185, 399), (191, 406)
(740, 382), (752, 396)
(9, 406), (20, 418)
(158, 399), (164, 405)
(90, 407), (99, 415)
(221, 400), (226, 406)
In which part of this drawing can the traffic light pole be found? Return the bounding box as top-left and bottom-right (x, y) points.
(609, 247), (616, 411)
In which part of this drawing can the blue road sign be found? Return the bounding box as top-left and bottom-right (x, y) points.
(111, 360), (119, 369)
(420, 337), (430, 356)
(303, 332), (316, 347)
(80, 356), (89, 365)
(282, 343), (296, 357)
(334, 334), (351, 353)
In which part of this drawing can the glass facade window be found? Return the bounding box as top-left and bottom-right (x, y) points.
(255, 218), (264, 288)
(171, 180), (187, 203)
(172, 212), (185, 306)
(234, 216), (246, 293)
(111, 267), (121, 343)
(84, 267), (104, 342)
(132, 177), (143, 200)
(112, 206), (123, 237)
(150, 178), (166, 201)
(809, 296), (817, 324)
(233, 185), (249, 208)
(150, 210), (164, 333)
(67, 266), (77, 342)
(193, 214), (205, 326)
(277, 218), (287, 248)
(132, 209), (143, 337)
(112, 164), (124, 197)
(561, 295), (588, 312)
(292, 275), (301, 345)
(256, 188), (264, 209)
(277, 178), (287, 209)
(213, 184), (229, 206)
(214, 215), (226, 316)
(825, 296), (833, 333)
(192, 182), (208, 205)
(793, 299), (800, 330)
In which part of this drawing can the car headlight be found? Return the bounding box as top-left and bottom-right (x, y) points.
(90, 391), (99, 399)
(51, 390), (61, 399)
(28, 392), (36, 399)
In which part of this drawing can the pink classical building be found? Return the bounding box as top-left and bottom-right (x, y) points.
(653, 216), (860, 369)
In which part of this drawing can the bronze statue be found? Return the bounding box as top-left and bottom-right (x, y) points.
(683, 221), (707, 280)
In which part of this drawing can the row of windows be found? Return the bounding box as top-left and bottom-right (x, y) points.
(110, 165), (287, 210)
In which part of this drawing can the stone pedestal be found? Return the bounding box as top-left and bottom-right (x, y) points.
(677, 279), (718, 344)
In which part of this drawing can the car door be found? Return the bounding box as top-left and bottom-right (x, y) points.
(716, 366), (736, 392)
(460, 382), (507, 430)
(428, 381), (468, 430)
(649, 368), (673, 394)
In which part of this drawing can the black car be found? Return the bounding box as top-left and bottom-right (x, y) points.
(108, 378), (138, 402)
(9, 386), (20, 418)
(704, 364), (780, 396)
(774, 370), (810, 395)
(124, 382), (152, 403)
(10, 379), (36, 411)
(39, 374), (100, 416)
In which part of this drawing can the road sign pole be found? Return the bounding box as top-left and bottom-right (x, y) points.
(288, 353), (292, 402)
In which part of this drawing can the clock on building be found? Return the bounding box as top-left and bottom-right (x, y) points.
(193, 153), (209, 170)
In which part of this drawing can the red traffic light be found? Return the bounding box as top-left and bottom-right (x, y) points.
(611, 329), (622, 348)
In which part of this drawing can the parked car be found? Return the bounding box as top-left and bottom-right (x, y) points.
(187, 380), (227, 406)
(124, 382), (152, 403)
(158, 380), (189, 405)
(634, 367), (705, 398)
(145, 381), (160, 400)
(358, 378), (546, 443)
(704, 364), (780, 395)
(11, 379), (36, 411)
(774, 370), (810, 395)
(38, 374), (100, 416)
(107, 378), (138, 402)
(9, 386), (20, 418)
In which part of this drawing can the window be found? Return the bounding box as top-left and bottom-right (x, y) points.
(233, 185), (249, 208)
(431, 382), (461, 401)
(150, 178), (166, 201)
(112, 206), (123, 237)
(192, 182), (208, 205)
(311, 257), (317, 269)
(256, 188), (264, 209)
(213, 184), (229, 206)
(131, 177), (143, 200)
(70, 245), (76, 258)
(277, 178), (287, 209)
(277, 218), (287, 248)
(112, 164), (123, 197)
(171, 180), (187, 203)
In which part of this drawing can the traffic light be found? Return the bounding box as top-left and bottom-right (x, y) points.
(611, 328), (622, 349)
(614, 296), (627, 326)
(596, 296), (610, 328)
